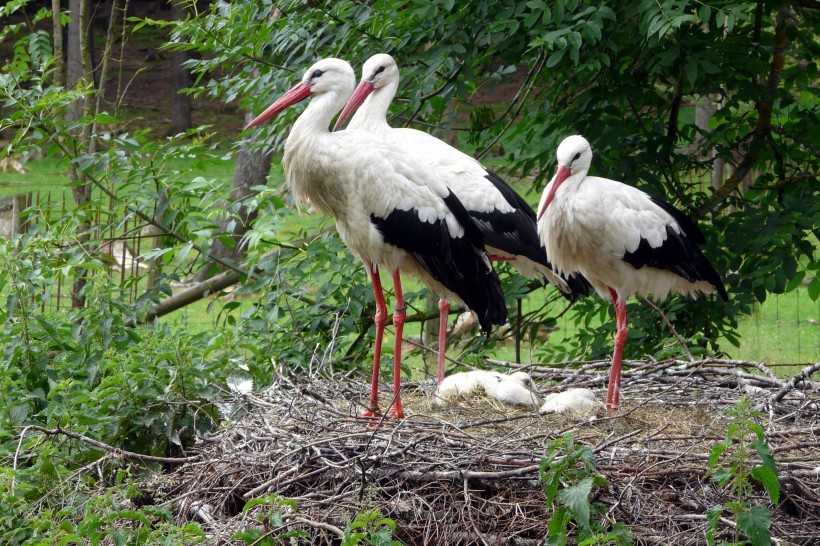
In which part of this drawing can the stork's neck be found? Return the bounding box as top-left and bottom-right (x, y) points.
(549, 167), (589, 212)
(291, 89), (349, 136)
(348, 79), (397, 132)
(284, 90), (350, 216)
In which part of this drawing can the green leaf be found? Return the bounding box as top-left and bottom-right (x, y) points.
(647, 15), (666, 38)
(705, 505), (722, 546)
(177, 241), (194, 262)
(546, 506), (570, 546)
(707, 443), (728, 471)
(710, 467), (733, 487)
(542, 28), (571, 45)
(747, 421), (765, 441)
(557, 476), (594, 532)
(546, 48), (567, 68)
(34, 315), (67, 350)
(737, 505), (773, 546)
(242, 497), (271, 513)
(684, 60), (698, 85)
(751, 465), (780, 505)
(699, 5), (712, 25)
(752, 440), (777, 473)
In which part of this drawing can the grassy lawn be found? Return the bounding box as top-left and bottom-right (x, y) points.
(0, 155), (237, 199)
(0, 156), (68, 198)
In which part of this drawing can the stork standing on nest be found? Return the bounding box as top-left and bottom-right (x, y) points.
(536, 135), (728, 411)
(245, 58), (506, 419)
(334, 53), (589, 384)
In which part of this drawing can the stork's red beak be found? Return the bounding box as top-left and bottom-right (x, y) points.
(244, 82), (312, 130)
(333, 81), (375, 131)
(536, 165), (571, 221)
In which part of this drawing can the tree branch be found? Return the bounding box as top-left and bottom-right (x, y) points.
(770, 362), (820, 404)
(17, 425), (199, 465)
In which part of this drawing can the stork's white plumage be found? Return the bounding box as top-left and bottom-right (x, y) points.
(334, 53), (589, 384)
(245, 59), (506, 419)
(536, 135), (728, 411)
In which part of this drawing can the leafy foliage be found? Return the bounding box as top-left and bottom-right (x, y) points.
(706, 396), (780, 546)
(0, 468), (207, 545)
(342, 509), (402, 546)
(540, 433), (633, 545)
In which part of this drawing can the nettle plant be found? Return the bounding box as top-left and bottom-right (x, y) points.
(706, 396), (780, 546)
(540, 433), (633, 546)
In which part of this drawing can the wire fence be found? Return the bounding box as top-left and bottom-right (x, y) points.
(2, 190), (153, 313)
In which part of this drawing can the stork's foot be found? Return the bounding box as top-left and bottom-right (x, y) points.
(361, 407), (381, 419)
(388, 407), (405, 420)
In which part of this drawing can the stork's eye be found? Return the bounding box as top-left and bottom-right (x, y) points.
(375, 65), (386, 75)
(573, 152), (581, 161)
(311, 69), (324, 79)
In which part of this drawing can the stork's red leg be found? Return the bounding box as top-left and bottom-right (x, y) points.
(389, 270), (406, 419)
(364, 263), (387, 418)
(606, 287), (628, 411)
(436, 298), (450, 384)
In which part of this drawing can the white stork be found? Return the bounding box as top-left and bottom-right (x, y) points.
(536, 135), (728, 411)
(245, 58), (506, 419)
(333, 53), (589, 384)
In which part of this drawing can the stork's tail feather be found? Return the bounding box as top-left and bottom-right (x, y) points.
(559, 272), (593, 303)
(468, 265), (508, 333)
(434, 232), (507, 333)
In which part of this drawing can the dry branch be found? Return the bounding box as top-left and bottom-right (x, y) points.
(18, 425), (198, 465)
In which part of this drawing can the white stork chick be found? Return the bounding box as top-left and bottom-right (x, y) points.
(536, 135), (728, 411)
(334, 53), (590, 384)
(245, 59), (506, 420)
(435, 370), (540, 407)
(539, 388), (597, 414)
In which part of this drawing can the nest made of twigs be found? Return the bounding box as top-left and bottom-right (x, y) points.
(142, 358), (820, 545)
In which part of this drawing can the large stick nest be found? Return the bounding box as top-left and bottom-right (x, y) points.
(146, 359), (820, 545)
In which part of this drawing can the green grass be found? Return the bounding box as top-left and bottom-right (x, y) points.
(0, 155), (237, 198)
(0, 156), (67, 198)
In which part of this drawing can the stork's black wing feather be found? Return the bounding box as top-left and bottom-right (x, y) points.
(622, 197), (728, 301)
(370, 190), (507, 331)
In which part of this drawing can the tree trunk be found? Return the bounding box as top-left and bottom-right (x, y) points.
(66, 0), (94, 308)
(694, 95), (725, 191)
(51, 0), (65, 85)
(65, 0), (86, 124)
(196, 112), (272, 281)
(169, 0), (192, 134)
